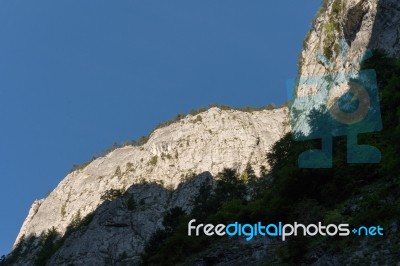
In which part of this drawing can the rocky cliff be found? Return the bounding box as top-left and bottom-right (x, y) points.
(293, 0), (400, 134)
(300, 0), (400, 83)
(5, 0), (400, 265)
(9, 107), (289, 265)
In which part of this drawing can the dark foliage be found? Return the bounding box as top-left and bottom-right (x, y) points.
(139, 52), (400, 265)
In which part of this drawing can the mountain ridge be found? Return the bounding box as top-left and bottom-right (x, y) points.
(4, 0), (400, 265)
(13, 107), (289, 260)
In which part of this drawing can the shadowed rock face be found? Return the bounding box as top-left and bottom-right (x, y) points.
(300, 0), (400, 81)
(5, 1), (400, 265)
(368, 0), (400, 57)
(343, 0), (370, 43)
(293, 0), (400, 135)
(9, 107), (289, 265)
(46, 173), (213, 266)
(9, 173), (215, 266)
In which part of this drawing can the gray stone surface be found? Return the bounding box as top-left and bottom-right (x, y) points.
(11, 107), (289, 265)
(295, 0), (400, 134)
(8, 1), (400, 265)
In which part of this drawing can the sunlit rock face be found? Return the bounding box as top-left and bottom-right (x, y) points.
(300, 0), (400, 81)
(11, 107), (289, 265)
(292, 0), (400, 135)
(8, 1), (400, 265)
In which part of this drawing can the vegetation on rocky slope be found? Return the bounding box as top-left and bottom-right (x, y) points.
(0, 211), (95, 266)
(1, 52), (399, 265)
(68, 103), (278, 174)
(139, 52), (400, 265)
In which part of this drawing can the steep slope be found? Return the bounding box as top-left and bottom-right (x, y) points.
(9, 107), (288, 264)
(31, 173), (214, 266)
(300, 0), (400, 81)
(5, 0), (400, 265)
(293, 0), (400, 134)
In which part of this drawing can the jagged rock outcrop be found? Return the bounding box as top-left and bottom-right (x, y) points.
(300, 0), (400, 80)
(46, 172), (213, 266)
(10, 107), (289, 265)
(293, 0), (400, 134)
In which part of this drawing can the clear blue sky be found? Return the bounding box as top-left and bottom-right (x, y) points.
(0, 0), (320, 255)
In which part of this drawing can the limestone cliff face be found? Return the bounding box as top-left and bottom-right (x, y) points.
(46, 172), (214, 266)
(8, 1), (400, 265)
(300, 0), (400, 80)
(294, 0), (400, 134)
(12, 107), (289, 264)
